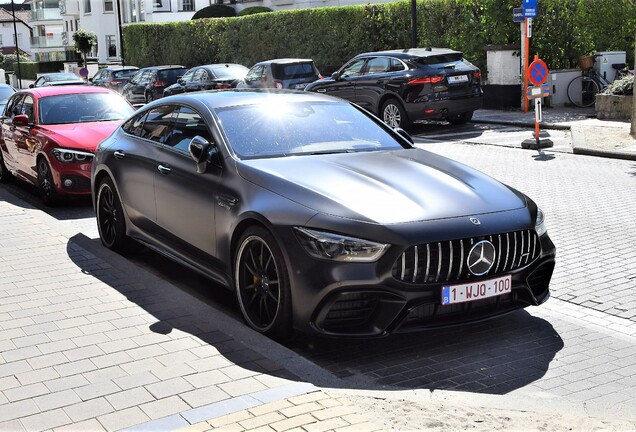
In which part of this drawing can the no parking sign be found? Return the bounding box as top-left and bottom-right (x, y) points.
(528, 58), (548, 86)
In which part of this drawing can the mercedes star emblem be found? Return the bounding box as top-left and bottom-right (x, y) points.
(467, 240), (496, 276)
(470, 217), (481, 225)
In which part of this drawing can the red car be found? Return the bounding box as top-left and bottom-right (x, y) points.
(0, 86), (134, 205)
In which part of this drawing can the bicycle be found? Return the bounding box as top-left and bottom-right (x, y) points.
(566, 54), (633, 108)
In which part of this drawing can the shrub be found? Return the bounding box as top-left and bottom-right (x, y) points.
(238, 6), (272, 16)
(602, 75), (634, 96)
(192, 5), (236, 19)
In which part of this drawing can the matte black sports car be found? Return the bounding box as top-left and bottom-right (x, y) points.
(91, 90), (555, 339)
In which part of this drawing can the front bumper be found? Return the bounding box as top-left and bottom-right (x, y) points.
(278, 222), (555, 338)
(49, 156), (93, 196)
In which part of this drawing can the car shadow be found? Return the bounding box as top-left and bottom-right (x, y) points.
(66, 233), (563, 396)
(0, 180), (93, 220)
(410, 120), (487, 141)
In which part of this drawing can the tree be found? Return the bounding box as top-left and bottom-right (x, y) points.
(72, 29), (97, 68)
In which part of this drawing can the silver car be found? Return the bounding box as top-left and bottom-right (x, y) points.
(237, 58), (321, 90)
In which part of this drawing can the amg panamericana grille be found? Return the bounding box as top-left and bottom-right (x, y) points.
(392, 229), (540, 284)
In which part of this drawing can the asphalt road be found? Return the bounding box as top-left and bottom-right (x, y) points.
(3, 123), (635, 394)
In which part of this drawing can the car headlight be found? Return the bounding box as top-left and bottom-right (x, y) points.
(535, 208), (547, 236)
(294, 227), (389, 262)
(52, 148), (94, 163)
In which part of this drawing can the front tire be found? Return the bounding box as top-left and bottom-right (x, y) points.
(234, 226), (292, 340)
(96, 177), (133, 252)
(446, 111), (474, 125)
(37, 158), (57, 206)
(381, 98), (411, 130)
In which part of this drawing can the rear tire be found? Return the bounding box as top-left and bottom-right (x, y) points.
(0, 151), (13, 183)
(567, 75), (600, 108)
(446, 111), (474, 125)
(381, 98), (411, 130)
(96, 177), (134, 253)
(234, 226), (292, 341)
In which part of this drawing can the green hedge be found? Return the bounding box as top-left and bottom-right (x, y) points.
(123, 0), (636, 75)
(238, 6), (272, 16)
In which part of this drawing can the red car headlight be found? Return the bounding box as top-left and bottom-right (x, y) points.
(52, 148), (94, 163)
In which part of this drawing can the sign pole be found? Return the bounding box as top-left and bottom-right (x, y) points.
(523, 18), (530, 112)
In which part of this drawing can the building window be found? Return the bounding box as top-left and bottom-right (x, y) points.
(84, 0), (91, 13)
(153, 0), (170, 12)
(179, 0), (195, 11)
(106, 35), (117, 57)
(104, 0), (114, 12)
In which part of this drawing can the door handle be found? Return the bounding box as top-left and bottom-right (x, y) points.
(113, 151), (125, 159)
(157, 164), (171, 174)
(316, 88), (326, 93)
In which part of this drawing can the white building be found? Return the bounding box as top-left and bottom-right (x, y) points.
(0, 7), (32, 59)
(24, 0), (67, 62)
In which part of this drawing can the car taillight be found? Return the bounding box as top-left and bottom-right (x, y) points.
(216, 83), (232, 89)
(274, 81), (283, 89)
(408, 76), (443, 85)
(473, 71), (481, 79)
(154, 81), (167, 87)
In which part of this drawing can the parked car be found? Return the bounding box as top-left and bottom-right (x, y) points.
(122, 65), (188, 104)
(89, 66), (139, 93)
(91, 90), (555, 340)
(29, 72), (86, 88)
(0, 86), (134, 205)
(0, 83), (16, 113)
(163, 64), (249, 97)
(305, 48), (483, 129)
(237, 59), (321, 90)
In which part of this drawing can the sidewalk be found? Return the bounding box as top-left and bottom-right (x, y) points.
(472, 107), (636, 160)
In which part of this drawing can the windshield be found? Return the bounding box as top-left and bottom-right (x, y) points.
(113, 69), (137, 79)
(211, 65), (248, 79)
(157, 69), (188, 83)
(39, 93), (134, 125)
(271, 63), (317, 80)
(48, 73), (81, 82)
(216, 101), (405, 159)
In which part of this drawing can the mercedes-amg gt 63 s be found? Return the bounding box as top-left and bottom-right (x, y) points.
(91, 90), (555, 340)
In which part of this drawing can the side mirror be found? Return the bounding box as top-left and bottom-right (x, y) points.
(331, 71), (340, 80)
(12, 114), (30, 127)
(88, 78), (94, 83)
(178, 78), (185, 85)
(29, 84), (35, 88)
(394, 127), (414, 146)
(189, 135), (212, 173)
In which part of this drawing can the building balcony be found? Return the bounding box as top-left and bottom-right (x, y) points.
(31, 34), (64, 49)
(30, 9), (63, 21)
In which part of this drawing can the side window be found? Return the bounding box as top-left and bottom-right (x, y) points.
(141, 105), (177, 143)
(33, 77), (45, 87)
(193, 69), (207, 82)
(130, 70), (143, 84)
(181, 69), (195, 83)
(389, 58), (406, 72)
(121, 111), (149, 137)
(5, 94), (24, 117)
(365, 57), (390, 75)
(140, 71), (153, 84)
(163, 106), (211, 153)
(340, 59), (366, 78)
(245, 65), (264, 81)
(21, 96), (35, 123)
(92, 70), (103, 80)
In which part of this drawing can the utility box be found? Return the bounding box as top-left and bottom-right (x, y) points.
(593, 51), (627, 83)
(483, 44), (521, 109)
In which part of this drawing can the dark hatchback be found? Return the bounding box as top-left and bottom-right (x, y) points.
(305, 48), (482, 129)
(122, 65), (188, 104)
(90, 66), (139, 93)
(163, 64), (249, 97)
(91, 90), (554, 340)
(237, 59), (321, 90)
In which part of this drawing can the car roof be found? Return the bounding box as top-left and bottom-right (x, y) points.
(38, 72), (82, 78)
(254, 59), (314, 66)
(18, 85), (115, 98)
(355, 48), (462, 59)
(139, 65), (187, 71)
(153, 89), (340, 111)
(102, 66), (138, 71)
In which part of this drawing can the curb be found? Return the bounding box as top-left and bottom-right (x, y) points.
(471, 118), (572, 131)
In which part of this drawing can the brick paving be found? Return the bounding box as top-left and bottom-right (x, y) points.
(2, 135), (636, 430)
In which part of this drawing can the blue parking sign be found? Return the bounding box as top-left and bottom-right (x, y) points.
(523, 0), (537, 17)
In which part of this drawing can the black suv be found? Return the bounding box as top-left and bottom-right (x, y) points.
(122, 65), (188, 104)
(305, 48), (482, 129)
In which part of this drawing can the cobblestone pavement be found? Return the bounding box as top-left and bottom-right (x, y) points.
(2, 139), (636, 431)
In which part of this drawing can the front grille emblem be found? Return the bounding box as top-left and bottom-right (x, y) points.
(467, 240), (496, 276)
(470, 217), (481, 225)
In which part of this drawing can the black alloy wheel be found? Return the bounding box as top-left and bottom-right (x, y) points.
(0, 152), (12, 183)
(37, 158), (57, 206)
(381, 98), (411, 130)
(446, 111), (474, 125)
(96, 177), (132, 252)
(234, 226), (292, 340)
